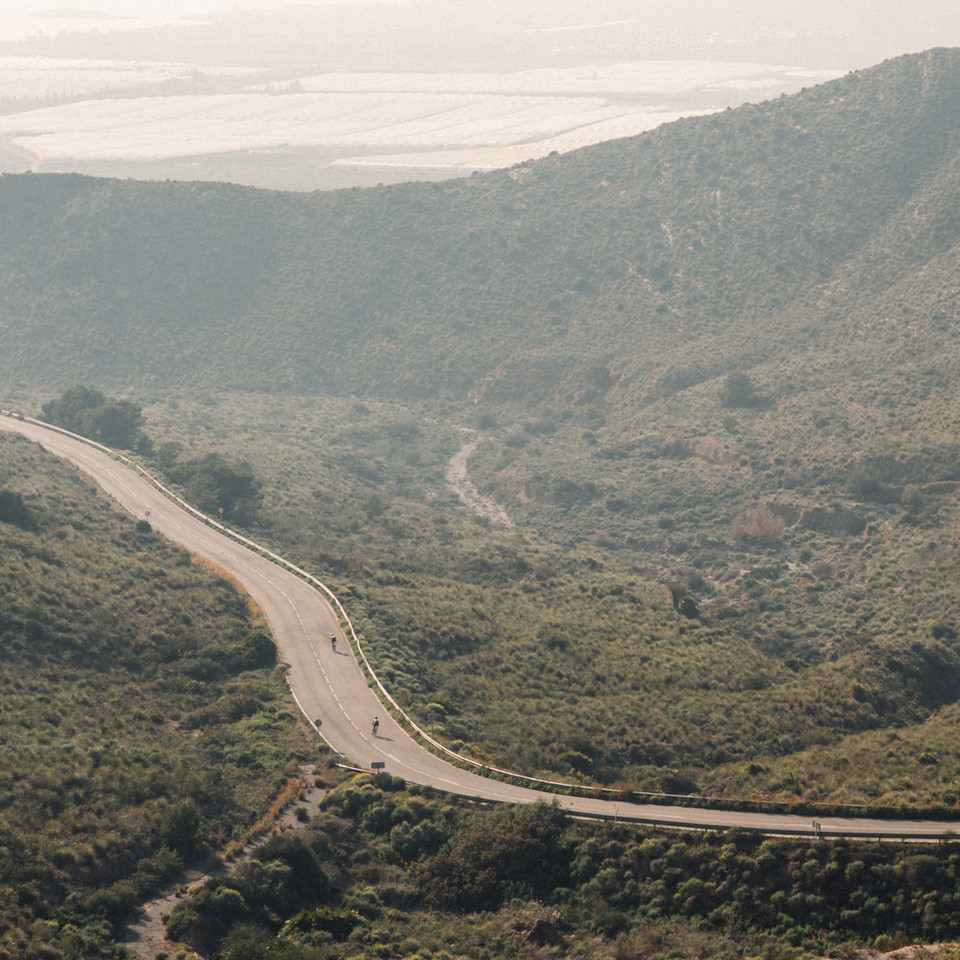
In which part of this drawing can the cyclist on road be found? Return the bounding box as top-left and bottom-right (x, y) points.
(330, 633), (337, 652)
(372, 716), (380, 736)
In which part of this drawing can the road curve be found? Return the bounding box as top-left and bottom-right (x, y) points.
(3, 412), (959, 840)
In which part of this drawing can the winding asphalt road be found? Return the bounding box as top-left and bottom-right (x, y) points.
(4, 412), (959, 840)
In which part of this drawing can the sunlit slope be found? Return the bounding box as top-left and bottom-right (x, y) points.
(0, 431), (309, 950)
(1, 48), (959, 406)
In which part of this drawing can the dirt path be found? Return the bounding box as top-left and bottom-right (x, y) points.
(445, 434), (513, 526)
(121, 766), (326, 959)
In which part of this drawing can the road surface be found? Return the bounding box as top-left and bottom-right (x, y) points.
(3, 412), (959, 840)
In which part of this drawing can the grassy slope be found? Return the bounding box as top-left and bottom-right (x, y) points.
(0, 433), (313, 959)
(121, 386), (960, 809)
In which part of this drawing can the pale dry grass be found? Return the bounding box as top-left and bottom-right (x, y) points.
(190, 552), (268, 630)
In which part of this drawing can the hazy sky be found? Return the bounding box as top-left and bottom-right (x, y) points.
(2, 0), (956, 37)
(0, 0), (960, 60)
(4, 0), (392, 12)
(3, 1), (959, 66)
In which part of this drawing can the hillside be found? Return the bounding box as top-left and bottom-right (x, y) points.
(5, 48), (960, 806)
(0, 49), (958, 406)
(0, 432), (312, 958)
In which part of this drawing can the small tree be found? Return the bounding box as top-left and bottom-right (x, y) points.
(156, 440), (183, 471)
(172, 453), (263, 523)
(845, 469), (898, 503)
(41, 385), (105, 434)
(41, 385), (146, 450)
(78, 400), (145, 449)
(158, 799), (201, 855)
(902, 484), (924, 517)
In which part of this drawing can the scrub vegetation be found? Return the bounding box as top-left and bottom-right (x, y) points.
(5, 47), (960, 958)
(129, 386), (960, 813)
(0, 434), (312, 959)
(165, 769), (960, 960)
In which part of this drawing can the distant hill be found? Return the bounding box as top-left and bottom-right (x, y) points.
(2, 47), (960, 413)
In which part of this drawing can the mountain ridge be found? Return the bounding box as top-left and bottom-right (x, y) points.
(3, 48), (960, 409)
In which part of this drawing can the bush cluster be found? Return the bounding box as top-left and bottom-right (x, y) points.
(165, 774), (960, 959)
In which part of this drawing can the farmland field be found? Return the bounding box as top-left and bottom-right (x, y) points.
(0, 57), (840, 189)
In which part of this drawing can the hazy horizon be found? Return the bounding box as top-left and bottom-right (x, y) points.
(1, 0), (958, 190)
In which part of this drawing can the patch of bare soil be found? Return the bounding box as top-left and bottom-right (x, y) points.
(445, 433), (513, 526)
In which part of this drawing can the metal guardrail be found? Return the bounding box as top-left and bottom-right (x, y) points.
(7, 409), (960, 838)
(1, 412), (610, 792)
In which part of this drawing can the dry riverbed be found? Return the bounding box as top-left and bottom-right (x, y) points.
(445, 433), (513, 526)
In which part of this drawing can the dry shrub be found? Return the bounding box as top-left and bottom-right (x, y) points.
(612, 926), (718, 960)
(731, 503), (786, 544)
